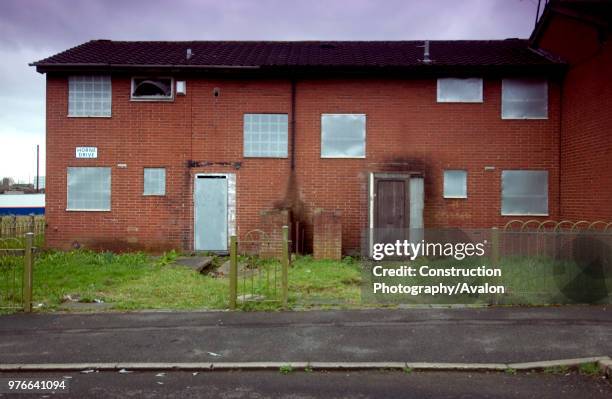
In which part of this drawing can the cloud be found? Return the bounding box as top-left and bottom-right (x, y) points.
(0, 0), (538, 180)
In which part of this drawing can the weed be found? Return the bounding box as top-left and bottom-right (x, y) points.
(156, 250), (179, 267)
(279, 365), (293, 374)
(578, 362), (601, 376)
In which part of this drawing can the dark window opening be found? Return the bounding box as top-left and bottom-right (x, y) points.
(131, 78), (173, 99)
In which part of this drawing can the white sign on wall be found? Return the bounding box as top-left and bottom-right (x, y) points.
(76, 147), (98, 158)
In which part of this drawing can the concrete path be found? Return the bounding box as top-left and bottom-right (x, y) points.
(0, 306), (611, 364)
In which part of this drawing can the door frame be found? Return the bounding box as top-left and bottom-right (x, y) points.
(368, 172), (415, 256)
(193, 173), (236, 252)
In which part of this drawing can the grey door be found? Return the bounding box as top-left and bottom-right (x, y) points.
(194, 176), (228, 251)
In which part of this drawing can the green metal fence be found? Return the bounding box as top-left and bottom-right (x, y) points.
(229, 226), (290, 309)
(0, 233), (35, 312)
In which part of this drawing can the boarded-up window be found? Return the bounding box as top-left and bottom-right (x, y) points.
(67, 167), (111, 211)
(68, 76), (112, 117)
(321, 114), (366, 158)
(502, 78), (548, 119)
(437, 78), (483, 102)
(243, 114), (288, 157)
(443, 170), (467, 198)
(143, 168), (166, 196)
(501, 170), (548, 215)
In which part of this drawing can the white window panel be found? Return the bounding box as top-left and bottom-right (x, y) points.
(443, 170), (467, 198)
(67, 167), (111, 211)
(68, 76), (112, 117)
(502, 78), (548, 119)
(321, 114), (366, 158)
(243, 114), (288, 157)
(501, 170), (548, 215)
(143, 168), (166, 196)
(437, 78), (483, 103)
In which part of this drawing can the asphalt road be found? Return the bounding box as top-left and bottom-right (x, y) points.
(1, 306), (611, 364)
(0, 370), (610, 398)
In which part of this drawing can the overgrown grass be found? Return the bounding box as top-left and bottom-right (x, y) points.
(289, 255), (362, 306)
(4, 248), (608, 313)
(3, 250), (363, 312)
(31, 250), (227, 311)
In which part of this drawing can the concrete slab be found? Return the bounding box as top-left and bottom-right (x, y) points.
(173, 256), (213, 273)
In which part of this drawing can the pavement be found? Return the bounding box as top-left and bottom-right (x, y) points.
(0, 370), (610, 398)
(0, 306), (611, 364)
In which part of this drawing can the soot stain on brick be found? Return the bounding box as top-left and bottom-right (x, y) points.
(372, 156), (430, 174)
(274, 171), (306, 223)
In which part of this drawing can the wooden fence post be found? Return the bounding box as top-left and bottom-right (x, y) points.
(229, 235), (238, 310)
(281, 225), (289, 310)
(23, 232), (33, 313)
(491, 227), (500, 266)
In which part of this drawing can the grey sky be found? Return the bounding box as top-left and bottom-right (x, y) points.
(0, 0), (540, 182)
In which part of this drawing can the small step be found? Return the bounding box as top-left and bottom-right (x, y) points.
(174, 256), (214, 273)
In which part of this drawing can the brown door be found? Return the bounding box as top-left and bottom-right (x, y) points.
(375, 179), (409, 245)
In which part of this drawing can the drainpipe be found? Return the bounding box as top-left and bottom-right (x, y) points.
(558, 78), (563, 218)
(290, 79), (296, 170)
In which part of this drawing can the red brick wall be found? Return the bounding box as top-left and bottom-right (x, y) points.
(45, 74), (561, 253)
(313, 209), (342, 260)
(536, 14), (612, 222)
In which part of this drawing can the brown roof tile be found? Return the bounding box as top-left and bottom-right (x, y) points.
(31, 39), (561, 71)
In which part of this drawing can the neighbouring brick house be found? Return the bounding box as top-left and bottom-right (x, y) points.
(529, 0), (612, 223)
(31, 0), (610, 255)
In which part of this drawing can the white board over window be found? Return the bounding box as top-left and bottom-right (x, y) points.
(502, 78), (548, 119)
(321, 114), (366, 158)
(437, 78), (483, 103)
(143, 168), (166, 196)
(501, 170), (548, 215)
(443, 170), (468, 198)
(67, 167), (111, 211)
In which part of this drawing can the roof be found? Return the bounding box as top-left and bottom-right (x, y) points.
(31, 39), (563, 74)
(530, 0), (612, 45)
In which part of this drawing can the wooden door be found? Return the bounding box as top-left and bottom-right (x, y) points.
(375, 179), (409, 245)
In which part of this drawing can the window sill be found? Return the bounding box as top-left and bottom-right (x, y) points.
(243, 156), (289, 159)
(66, 209), (111, 212)
(501, 213), (549, 217)
(437, 100), (483, 103)
(67, 115), (112, 118)
(501, 116), (549, 120)
(444, 196), (468, 199)
(130, 97), (175, 102)
(321, 156), (366, 159)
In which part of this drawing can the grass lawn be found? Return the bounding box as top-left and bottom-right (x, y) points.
(2, 248), (609, 313)
(2, 250), (363, 312)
